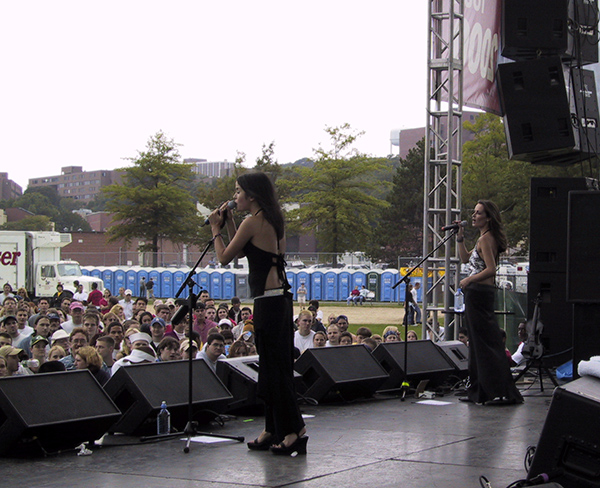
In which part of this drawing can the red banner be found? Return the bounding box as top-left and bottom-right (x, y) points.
(463, 0), (502, 114)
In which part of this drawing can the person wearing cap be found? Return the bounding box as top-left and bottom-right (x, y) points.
(59, 327), (90, 370)
(118, 290), (134, 320)
(61, 301), (85, 334)
(19, 314), (53, 357)
(218, 318), (233, 331)
(149, 317), (166, 352)
(50, 328), (70, 351)
(45, 310), (62, 335)
(111, 345), (157, 375)
(0, 333), (11, 347)
(129, 332), (152, 350)
(29, 335), (50, 372)
(179, 338), (200, 360)
(0, 345), (28, 376)
(193, 301), (218, 344)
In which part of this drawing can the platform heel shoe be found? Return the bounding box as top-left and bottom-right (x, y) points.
(247, 434), (274, 451)
(270, 435), (308, 456)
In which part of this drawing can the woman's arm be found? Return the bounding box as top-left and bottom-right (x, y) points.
(456, 225), (471, 264)
(210, 213), (255, 266)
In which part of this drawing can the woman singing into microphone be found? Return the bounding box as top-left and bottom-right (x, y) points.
(456, 200), (523, 405)
(208, 172), (307, 455)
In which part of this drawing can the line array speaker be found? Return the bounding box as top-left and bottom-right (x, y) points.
(293, 345), (389, 402)
(104, 360), (232, 435)
(0, 371), (120, 456)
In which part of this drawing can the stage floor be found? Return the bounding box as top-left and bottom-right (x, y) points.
(0, 378), (556, 488)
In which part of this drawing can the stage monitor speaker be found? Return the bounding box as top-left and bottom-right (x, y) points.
(527, 271), (572, 367)
(502, 0), (568, 60)
(572, 304), (600, 379)
(497, 58), (600, 164)
(527, 375), (600, 487)
(372, 340), (456, 392)
(435, 340), (469, 379)
(104, 360), (232, 435)
(0, 370), (120, 456)
(293, 345), (389, 402)
(530, 177), (597, 273)
(216, 355), (304, 413)
(567, 190), (600, 302)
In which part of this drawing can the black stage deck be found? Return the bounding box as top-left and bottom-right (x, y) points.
(0, 379), (555, 488)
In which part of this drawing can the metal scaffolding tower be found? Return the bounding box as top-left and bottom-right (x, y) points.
(422, 0), (464, 341)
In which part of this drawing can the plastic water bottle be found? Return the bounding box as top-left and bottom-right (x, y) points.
(454, 288), (465, 313)
(157, 401), (170, 435)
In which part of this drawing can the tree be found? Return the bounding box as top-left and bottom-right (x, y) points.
(1, 215), (53, 231)
(368, 139), (425, 263)
(283, 124), (390, 266)
(462, 113), (578, 253)
(102, 131), (203, 267)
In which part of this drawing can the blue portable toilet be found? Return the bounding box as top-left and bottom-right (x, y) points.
(90, 268), (102, 281)
(148, 269), (161, 298)
(81, 267), (91, 277)
(102, 268), (114, 294)
(324, 270), (339, 301)
(296, 271), (311, 300)
(351, 271), (367, 289)
(195, 270), (210, 295)
(210, 270), (223, 299)
(311, 271), (324, 300)
(286, 270), (297, 299)
(114, 269), (126, 294)
(381, 270), (399, 302)
(137, 269), (150, 297)
(172, 269), (187, 296)
(222, 271), (235, 300)
(126, 268), (138, 295)
(161, 269), (173, 298)
(339, 271), (351, 301)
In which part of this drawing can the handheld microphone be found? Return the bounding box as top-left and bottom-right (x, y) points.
(202, 200), (237, 227)
(441, 220), (468, 231)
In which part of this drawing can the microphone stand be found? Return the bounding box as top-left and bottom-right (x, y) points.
(141, 237), (244, 452)
(391, 228), (459, 401)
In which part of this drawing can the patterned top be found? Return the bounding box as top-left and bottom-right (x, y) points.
(467, 245), (487, 277)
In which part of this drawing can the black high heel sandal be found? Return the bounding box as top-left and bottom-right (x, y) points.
(270, 435), (308, 456)
(247, 434), (274, 451)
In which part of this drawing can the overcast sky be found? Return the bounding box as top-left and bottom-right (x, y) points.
(1, 1), (428, 190)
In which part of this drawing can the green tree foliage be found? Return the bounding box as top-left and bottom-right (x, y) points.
(283, 124), (390, 266)
(102, 131), (202, 267)
(368, 139), (425, 263)
(1, 215), (53, 231)
(461, 113), (578, 253)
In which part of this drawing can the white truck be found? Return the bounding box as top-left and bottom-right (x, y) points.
(0, 230), (103, 298)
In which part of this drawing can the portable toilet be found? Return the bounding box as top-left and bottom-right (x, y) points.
(114, 269), (126, 294)
(148, 269), (161, 298)
(160, 269), (173, 299)
(296, 271), (311, 300)
(351, 270), (367, 289)
(367, 270), (381, 302)
(90, 268), (102, 282)
(195, 270), (211, 295)
(381, 270), (399, 302)
(286, 270), (297, 299)
(222, 270), (235, 300)
(235, 272), (249, 300)
(324, 270), (340, 301)
(102, 268), (115, 294)
(311, 271), (324, 301)
(136, 269), (150, 297)
(339, 271), (351, 301)
(210, 270), (223, 299)
(172, 269), (187, 296)
(81, 267), (91, 277)
(126, 268), (138, 296)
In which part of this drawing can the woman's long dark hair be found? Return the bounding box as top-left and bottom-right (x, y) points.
(237, 172), (285, 240)
(478, 200), (507, 255)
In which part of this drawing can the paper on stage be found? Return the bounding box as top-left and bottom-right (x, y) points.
(416, 400), (452, 406)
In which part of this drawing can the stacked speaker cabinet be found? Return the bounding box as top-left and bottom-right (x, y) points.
(499, 0), (599, 164)
(528, 178), (597, 367)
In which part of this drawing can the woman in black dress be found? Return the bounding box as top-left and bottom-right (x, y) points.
(209, 171), (307, 455)
(456, 200), (523, 405)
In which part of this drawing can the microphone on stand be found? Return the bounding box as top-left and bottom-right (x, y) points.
(202, 200), (237, 227)
(441, 220), (467, 231)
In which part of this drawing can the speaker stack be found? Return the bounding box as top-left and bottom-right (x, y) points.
(0, 371), (120, 456)
(498, 0), (600, 165)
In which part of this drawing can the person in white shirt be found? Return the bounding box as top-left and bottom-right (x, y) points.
(119, 289), (135, 320)
(294, 311), (315, 353)
(72, 284), (89, 304)
(411, 282), (422, 324)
